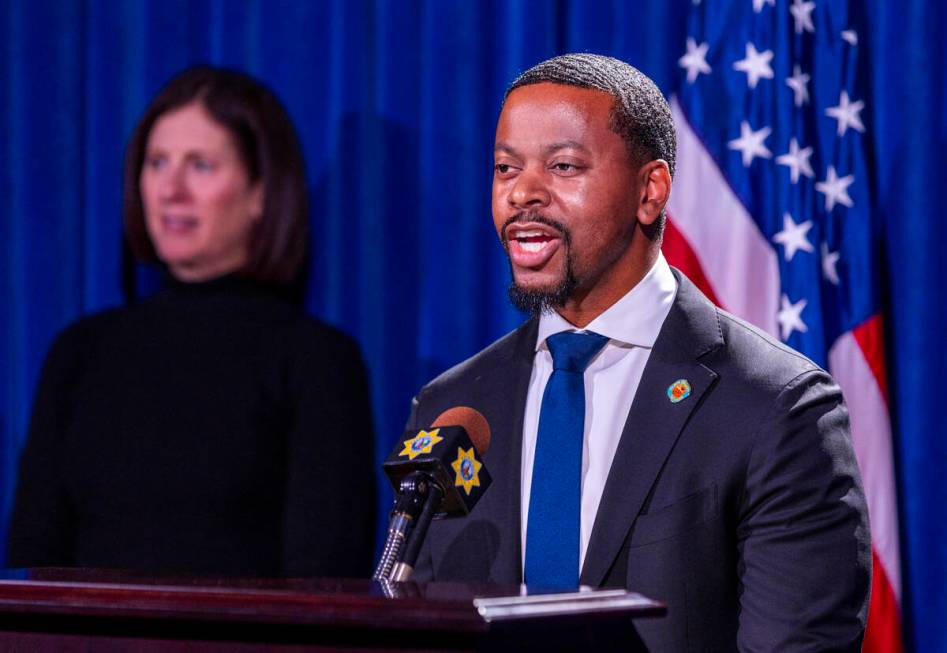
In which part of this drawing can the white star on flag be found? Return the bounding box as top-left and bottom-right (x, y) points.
(773, 213), (815, 261)
(789, 0), (816, 34)
(816, 166), (855, 211)
(679, 38), (712, 83)
(778, 294), (809, 340)
(785, 65), (811, 107)
(825, 90), (866, 136)
(728, 121), (773, 166)
(753, 0), (775, 12)
(733, 42), (774, 89)
(776, 138), (815, 183)
(821, 242), (841, 285)
(841, 29), (858, 45)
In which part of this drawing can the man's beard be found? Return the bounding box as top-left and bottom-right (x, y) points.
(501, 212), (577, 315)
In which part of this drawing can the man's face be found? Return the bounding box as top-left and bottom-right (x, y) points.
(493, 82), (641, 314)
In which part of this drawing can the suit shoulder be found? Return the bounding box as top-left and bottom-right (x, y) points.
(712, 308), (829, 392)
(669, 271), (825, 390)
(418, 322), (532, 399)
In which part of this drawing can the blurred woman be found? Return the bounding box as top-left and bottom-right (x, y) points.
(8, 67), (376, 577)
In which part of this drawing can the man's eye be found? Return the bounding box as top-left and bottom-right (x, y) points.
(552, 162), (578, 172)
(495, 163), (512, 174)
(193, 159), (215, 172)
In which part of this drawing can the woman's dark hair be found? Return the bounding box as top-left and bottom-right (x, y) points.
(124, 66), (308, 284)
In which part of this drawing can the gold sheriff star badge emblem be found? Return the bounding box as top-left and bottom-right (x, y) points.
(399, 429), (444, 460)
(452, 447), (482, 495)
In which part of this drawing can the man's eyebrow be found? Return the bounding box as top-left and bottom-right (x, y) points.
(543, 140), (590, 155)
(494, 140), (590, 155)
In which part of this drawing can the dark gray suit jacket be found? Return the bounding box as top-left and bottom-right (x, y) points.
(407, 271), (871, 652)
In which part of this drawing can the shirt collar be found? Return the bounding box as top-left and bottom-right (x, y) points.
(535, 252), (678, 351)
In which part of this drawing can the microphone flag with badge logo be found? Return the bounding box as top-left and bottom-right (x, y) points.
(383, 425), (492, 517)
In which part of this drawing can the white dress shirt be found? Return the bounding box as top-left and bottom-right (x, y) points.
(520, 253), (678, 573)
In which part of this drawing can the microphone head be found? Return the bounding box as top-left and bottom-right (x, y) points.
(381, 406), (494, 517)
(431, 406), (491, 456)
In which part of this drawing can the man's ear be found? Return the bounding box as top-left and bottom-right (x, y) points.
(636, 159), (672, 227)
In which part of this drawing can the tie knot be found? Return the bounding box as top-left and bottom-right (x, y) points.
(546, 331), (609, 373)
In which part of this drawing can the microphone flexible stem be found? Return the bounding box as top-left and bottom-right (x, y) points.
(372, 471), (434, 581)
(390, 482), (444, 581)
(373, 512), (411, 581)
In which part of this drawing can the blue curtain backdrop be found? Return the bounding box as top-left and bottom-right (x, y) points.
(0, 1), (943, 650)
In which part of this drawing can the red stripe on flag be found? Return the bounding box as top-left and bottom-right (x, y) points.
(864, 550), (904, 653)
(852, 315), (889, 405)
(663, 215), (724, 309)
(846, 315), (902, 650)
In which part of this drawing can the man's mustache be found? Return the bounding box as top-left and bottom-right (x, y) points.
(500, 212), (571, 246)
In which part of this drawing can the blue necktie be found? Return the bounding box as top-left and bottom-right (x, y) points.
(525, 331), (609, 588)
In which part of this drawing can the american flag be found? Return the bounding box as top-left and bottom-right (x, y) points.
(663, 0), (901, 650)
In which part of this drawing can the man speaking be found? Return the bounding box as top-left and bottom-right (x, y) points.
(405, 53), (870, 651)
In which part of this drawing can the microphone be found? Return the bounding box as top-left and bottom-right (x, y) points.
(373, 407), (492, 582)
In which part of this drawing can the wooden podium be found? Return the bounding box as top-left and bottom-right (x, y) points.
(0, 568), (664, 651)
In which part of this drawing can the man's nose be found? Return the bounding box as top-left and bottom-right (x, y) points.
(508, 167), (551, 209)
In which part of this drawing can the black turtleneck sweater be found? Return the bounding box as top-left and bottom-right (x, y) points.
(8, 276), (376, 578)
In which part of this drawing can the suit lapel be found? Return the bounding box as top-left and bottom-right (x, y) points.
(580, 272), (723, 587)
(458, 318), (537, 584)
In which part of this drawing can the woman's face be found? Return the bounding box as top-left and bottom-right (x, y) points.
(140, 102), (263, 281)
